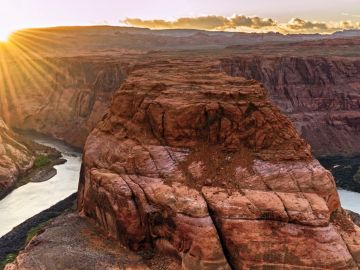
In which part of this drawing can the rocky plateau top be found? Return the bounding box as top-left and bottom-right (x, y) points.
(75, 58), (360, 269)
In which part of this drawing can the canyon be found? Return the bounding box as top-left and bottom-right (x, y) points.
(74, 58), (360, 269)
(0, 57), (130, 148)
(2, 30), (359, 156)
(1, 27), (360, 269)
(221, 55), (360, 157)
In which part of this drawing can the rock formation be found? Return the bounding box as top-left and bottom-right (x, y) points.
(77, 58), (360, 269)
(0, 57), (129, 148)
(2, 29), (360, 157)
(221, 56), (360, 157)
(5, 212), (180, 270)
(9, 26), (355, 55)
(2, 27), (360, 269)
(0, 119), (34, 197)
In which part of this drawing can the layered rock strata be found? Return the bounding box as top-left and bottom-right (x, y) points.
(220, 56), (360, 157)
(0, 57), (129, 148)
(78, 59), (360, 269)
(0, 119), (34, 197)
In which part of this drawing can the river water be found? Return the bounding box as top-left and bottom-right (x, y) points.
(0, 136), (82, 237)
(0, 136), (359, 237)
(338, 189), (360, 214)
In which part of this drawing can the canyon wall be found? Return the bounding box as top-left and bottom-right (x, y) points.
(221, 56), (360, 157)
(1, 57), (129, 148)
(0, 119), (34, 197)
(77, 58), (360, 269)
(3, 54), (359, 157)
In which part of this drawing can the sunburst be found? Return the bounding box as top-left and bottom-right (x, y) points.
(0, 28), (68, 124)
(0, 28), (14, 42)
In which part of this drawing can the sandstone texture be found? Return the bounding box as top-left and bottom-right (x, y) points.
(5, 211), (180, 270)
(78, 58), (360, 269)
(221, 56), (360, 156)
(2, 32), (360, 157)
(0, 119), (34, 197)
(2, 27), (360, 269)
(0, 58), (129, 148)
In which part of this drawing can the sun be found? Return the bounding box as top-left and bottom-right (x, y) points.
(0, 28), (13, 42)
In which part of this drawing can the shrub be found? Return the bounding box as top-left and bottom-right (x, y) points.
(354, 167), (360, 183)
(34, 154), (51, 168)
(26, 222), (48, 244)
(0, 253), (17, 269)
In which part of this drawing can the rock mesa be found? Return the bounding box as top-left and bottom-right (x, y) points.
(78, 59), (360, 269)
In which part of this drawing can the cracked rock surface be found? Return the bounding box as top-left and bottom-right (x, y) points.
(77, 58), (360, 269)
(0, 119), (34, 196)
(221, 56), (360, 157)
(5, 212), (181, 270)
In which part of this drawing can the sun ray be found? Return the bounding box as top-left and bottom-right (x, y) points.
(0, 49), (12, 122)
(4, 51), (50, 98)
(8, 44), (61, 91)
(10, 36), (68, 78)
(0, 48), (22, 123)
(11, 29), (67, 47)
(6, 45), (49, 100)
(0, 29), (72, 124)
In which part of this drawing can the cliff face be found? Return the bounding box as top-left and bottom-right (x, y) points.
(27, 55), (357, 158)
(77, 58), (360, 269)
(1, 57), (129, 148)
(0, 119), (34, 196)
(220, 56), (360, 157)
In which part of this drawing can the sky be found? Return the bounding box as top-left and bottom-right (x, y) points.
(1, 0), (360, 39)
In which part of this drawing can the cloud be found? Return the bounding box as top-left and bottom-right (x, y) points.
(280, 18), (360, 33)
(123, 15), (277, 31)
(286, 18), (329, 31)
(230, 15), (276, 29)
(121, 15), (360, 34)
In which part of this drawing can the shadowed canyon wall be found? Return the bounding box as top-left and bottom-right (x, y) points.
(77, 58), (360, 269)
(0, 57), (129, 148)
(221, 56), (360, 157)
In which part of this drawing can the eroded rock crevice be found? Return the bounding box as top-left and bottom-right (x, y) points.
(77, 58), (360, 269)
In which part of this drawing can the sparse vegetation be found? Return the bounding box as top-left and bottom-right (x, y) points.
(34, 154), (51, 169)
(354, 167), (360, 183)
(26, 222), (48, 244)
(0, 222), (48, 269)
(0, 253), (17, 269)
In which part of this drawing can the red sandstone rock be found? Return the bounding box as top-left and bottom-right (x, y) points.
(5, 212), (180, 270)
(221, 56), (360, 156)
(2, 28), (360, 269)
(0, 58), (129, 148)
(78, 59), (360, 269)
(0, 119), (34, 196)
